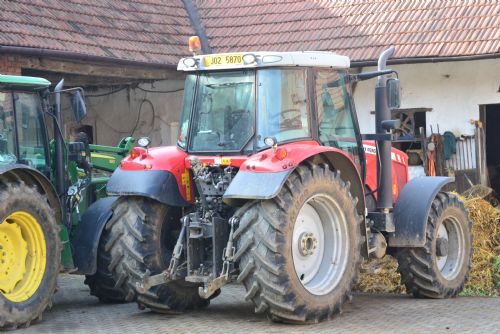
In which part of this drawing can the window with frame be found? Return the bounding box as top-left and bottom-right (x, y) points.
(14, 92), (48, 171)
(315, 70), (361, 164)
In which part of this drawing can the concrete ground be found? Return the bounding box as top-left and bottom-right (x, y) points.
(16, 274), (499, 334)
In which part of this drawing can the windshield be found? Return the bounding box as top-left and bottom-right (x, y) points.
(188, 70), (255, 152)
(0, 91), (17, 164)
(179, 68), (313, 153)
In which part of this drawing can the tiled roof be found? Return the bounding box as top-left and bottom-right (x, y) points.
(0, 0), (195, 65)
(0, 0), (498, 66)
(194, 0), (500, 62)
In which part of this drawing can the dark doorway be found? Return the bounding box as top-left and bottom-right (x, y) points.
(482, 104), (500, 195)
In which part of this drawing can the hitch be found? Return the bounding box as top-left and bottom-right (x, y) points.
(135, 217), (188, 294)
(198, 216), (238, 299)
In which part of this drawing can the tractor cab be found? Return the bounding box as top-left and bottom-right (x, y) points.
(176, 50), (363, 171)
(0, 75), (52, 171)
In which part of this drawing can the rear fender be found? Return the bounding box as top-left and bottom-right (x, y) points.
(71, 197), (117, 275)
(389, 176), (453, 247)
(224, 142), (365, 216)
(107, 146), (192, 206)
(0, 164), (61, 221)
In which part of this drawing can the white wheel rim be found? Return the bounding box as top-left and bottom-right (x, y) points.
(292, 194), (349, 296)
(435, 216), (465, 280)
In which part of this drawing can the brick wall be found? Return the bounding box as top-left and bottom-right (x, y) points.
(0, 54), (26, 75)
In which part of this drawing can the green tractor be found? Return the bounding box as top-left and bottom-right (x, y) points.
(0, 75), (133, 329)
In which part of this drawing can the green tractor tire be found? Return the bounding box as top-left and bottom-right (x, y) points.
(0, 181), (61, 329)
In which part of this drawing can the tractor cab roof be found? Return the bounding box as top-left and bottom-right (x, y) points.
(0, 74), (51, 90)
(177, 51), (350, 72)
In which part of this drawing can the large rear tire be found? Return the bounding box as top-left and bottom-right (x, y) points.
(396, 192), (472, 298)
(0, 182), (61, 329)
(106, 197), (209, 312)
(234, 162), (363, 323)
(84, 226), (127, 303)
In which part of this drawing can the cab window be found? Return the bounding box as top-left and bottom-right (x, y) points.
(14, 92), (48, 171)
(315, 70), (361, 166)
(0, 91), (17, 165)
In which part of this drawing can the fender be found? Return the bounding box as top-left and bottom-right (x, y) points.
(0, 164), (61, 221)
(72, 197), (117, 275)
(223, 141), (365, 217)
(389, 176), (453, 247)
(107, 146), (192, 206)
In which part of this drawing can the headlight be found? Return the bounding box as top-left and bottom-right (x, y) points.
(243, 54), (257, 65)
(137, 137), (151, 148)
(183, 57), (197, 67)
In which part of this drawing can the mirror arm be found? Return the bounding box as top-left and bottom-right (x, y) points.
(349, 69), (396, 82)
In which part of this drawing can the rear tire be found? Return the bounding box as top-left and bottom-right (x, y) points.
(0, 182), (61, 329)
(84, 226), (127, 303)
(106, 197), (209, 311)
(396, 192), (472, 298)
(234, 162), (363, 323)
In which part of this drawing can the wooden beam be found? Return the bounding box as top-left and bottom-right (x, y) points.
(21, 57), (183, 81)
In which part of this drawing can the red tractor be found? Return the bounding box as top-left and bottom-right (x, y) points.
(83, 42), (472, 323)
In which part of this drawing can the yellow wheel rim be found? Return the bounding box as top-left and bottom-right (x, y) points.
(0, 211), (46, 302)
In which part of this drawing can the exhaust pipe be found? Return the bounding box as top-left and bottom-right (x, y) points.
(374, 47), (395, 211)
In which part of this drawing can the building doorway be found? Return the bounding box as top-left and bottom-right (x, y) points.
(481, 103), (500, 195)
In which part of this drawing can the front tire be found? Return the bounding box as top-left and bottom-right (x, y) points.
(0, 182), (61, 329)
(396, 192), (473, 298)
(234, 162), (363, 323)
(106, 197), (209, 312)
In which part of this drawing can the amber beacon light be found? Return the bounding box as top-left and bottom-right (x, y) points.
(189, 36), (202, 55)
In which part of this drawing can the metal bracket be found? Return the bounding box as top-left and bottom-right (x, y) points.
(136, 269), (171, 294)
(367, 211), (395, 233)
(198, 216), (239, 299)
(198, 275), (229, 299)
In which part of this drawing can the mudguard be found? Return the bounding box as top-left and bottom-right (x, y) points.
(106, 168), (190, 207)
(72, 196), (117, 275)
(222, 142), (365, 218)
(0, 164), (61, 221)
(223, 170), (292, 200)
(389, 176), (453, 247)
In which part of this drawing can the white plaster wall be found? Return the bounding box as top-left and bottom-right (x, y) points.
(353, 58), (500, 136)
(62, 77), (185, 146)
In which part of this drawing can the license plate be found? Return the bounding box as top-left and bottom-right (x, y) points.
(204, 54), (244, 67)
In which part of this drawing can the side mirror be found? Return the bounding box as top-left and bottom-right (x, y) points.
(70, 90), (87, 123)
(387, 78), (401, 109)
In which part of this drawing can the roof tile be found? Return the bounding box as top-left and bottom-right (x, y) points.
(0, 0), (498, 66)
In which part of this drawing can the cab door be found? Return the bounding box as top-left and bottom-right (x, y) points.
(13, 91), (50, 176)
(313, 69), (364, 173)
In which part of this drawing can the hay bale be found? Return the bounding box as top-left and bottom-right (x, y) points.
(462, 196), (500, 295)
(354, 256), (404, 293)
(355, 195), (499, 295)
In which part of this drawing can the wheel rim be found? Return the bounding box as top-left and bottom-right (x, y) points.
(292, 194), (349, 296)
(435, 216), (465, 280)
(0, 211), (46, 302)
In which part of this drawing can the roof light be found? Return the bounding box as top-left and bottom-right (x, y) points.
(264, 137), (277, 147)
(189, 36), (202, 55)
(138, 137), (151, 148)
(262, 55), (282, 63)
(183, 57), (197, 67)
(243, 54), (256, 65)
